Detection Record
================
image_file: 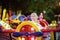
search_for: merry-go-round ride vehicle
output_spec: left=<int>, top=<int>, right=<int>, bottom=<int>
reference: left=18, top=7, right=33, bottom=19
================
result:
left=0, top=20, right=43, bottom=40
left=13, top=21, right=43, bottom=40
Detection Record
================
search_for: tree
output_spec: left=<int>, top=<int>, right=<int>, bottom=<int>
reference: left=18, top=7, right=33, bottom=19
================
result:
left=26, top=0, right=60, bottom=23
left=3, top=0, right=60, bottom=23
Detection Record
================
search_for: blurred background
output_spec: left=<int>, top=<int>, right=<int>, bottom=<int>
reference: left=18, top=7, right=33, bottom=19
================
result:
left=0, top=0, right=60, bottom=23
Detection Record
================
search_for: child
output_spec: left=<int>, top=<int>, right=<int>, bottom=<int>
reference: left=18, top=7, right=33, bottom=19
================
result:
left=30, top=12, right=44, bottom=29
left=39, top=13, right=50, bottom=40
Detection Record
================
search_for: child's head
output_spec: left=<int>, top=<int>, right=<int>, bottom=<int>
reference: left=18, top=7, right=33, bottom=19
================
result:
left=30, top=12, right=39, bottom=23
left=39, top=12, right=43, bottom=20
left=30, top=12, right=38, bottom=20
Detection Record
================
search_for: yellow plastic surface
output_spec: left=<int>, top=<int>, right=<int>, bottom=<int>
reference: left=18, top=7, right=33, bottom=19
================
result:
left=2, top=8, right=6, bottom=20
left=16, top=21, right=41, bottom=40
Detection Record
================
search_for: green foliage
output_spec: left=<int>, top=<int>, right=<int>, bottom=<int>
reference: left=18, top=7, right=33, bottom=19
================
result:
left=27, top=0, right=59, bottom=12
left=10, top=0, right=60, bottom=23
left=25, top=0, right=59, bottom=23
left=44, top=9, right=55, bottom=23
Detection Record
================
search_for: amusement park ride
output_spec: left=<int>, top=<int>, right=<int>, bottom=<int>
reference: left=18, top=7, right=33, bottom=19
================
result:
left=0, top=8, right=60, bottom=40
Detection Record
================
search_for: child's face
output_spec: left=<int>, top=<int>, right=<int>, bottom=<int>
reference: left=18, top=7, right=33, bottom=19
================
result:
left=30, top=13, right=38, bottom=21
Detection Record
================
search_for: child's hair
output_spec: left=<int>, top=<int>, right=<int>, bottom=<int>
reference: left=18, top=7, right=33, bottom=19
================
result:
left=30, top=12, right=38, bottom=18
